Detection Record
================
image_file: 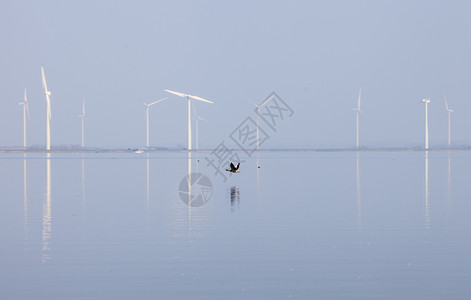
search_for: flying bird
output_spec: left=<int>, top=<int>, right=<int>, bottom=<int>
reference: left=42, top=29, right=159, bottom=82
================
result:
left=226, top=162, right=240, bottom=173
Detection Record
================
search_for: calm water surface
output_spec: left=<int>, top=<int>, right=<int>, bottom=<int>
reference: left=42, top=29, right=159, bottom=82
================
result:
left=1, top=151, right=470, bottom=299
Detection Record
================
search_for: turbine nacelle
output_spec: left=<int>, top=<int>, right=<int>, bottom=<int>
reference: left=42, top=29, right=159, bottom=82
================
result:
left=19, top=89, right=30, bottom=118
left=421, top=98, right=431, bottom=103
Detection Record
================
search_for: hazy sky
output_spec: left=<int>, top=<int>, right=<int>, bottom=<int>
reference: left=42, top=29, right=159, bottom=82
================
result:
left=1, top=0, right=470, bottom=148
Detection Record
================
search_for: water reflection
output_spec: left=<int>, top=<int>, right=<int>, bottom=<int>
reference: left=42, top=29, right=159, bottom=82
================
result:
left=42, top=154, right=52, bottom=262
left=447, top=152, right=451, bottom=210
left=23, top=154, right=28, bottom=241
left=146, top=153, right=150, bottom=215
left=256, top=158, right=260, bottom=206
left=231, top=186, right=240, bottom=213
left=355, top=153, right=362, bottom=230
left=424, top=151, right=430, bottom=229
left=81, top=158, right=86, bottom=224
left=188, top=151, right=192, bottom=230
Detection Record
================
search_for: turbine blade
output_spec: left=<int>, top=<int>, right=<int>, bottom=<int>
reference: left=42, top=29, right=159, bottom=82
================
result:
left=148, top=97, right=168, bottom=106
left=83, top=101, right=86, bottom=116
left=199, top=117, right=208, bottom=122
left=24, top=88, right=27, bottom=102
left=189, top=95, right=213, bottom=104
left=259, top=94, right=275, bottom=108
left=357, top=88, right=361, bottom=110
left=26, top=101, right=30, bottom=119
left=41, top=66, right=48, bottom=92
left=247, top=98, right=259, bottom=108
left=444, top=95, right=450, bottom=111
left=164, top=89, right=188, bottom=98
left=135, top=96, right=147, bottom=106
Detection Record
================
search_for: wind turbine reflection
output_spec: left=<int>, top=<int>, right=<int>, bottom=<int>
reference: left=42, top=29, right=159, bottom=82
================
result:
left=424, top=151, right=430, bottom=229
left=42, top=154, right=52, bottom=262
left=356, top=153, right=362, bottom=230
left=23, top=154, right=28, bottom=241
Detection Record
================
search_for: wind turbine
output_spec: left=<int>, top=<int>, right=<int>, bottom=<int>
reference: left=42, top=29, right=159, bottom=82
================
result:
left=164, top=89, right=213, bottom=151
left=249, top=95, right=274, bottom=150
left=444, top=95, right=453, bottom=146
left=353, top=88, right=361, bottom=149
left=192, top=102, right=207, bottom=151
left=78, top=100, right=86, bottom=148
left=138, top=97, right=168, bottom=148
left=41, top=67, right=52, bottom=151
left=420, top=98, right=431, bottom=149
left=19, top=88, right=29, bottom=148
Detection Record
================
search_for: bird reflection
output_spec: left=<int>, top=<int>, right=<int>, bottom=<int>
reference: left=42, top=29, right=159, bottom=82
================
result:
left=424, top=151, right=430, bottom=229
left=355, top=153, right=362, bottom=230
left=231, top=186, right=240, bottom=213
left=42, top=154, right=52, bottom=262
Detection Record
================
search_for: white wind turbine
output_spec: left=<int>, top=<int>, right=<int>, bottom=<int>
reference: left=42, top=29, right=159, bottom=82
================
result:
left=192, top=102, right=207, bottom=151
left=164, top=89, right=213, bottom=151
left=41, top=67, right=52, bottom=150
left=78, top=101, right=86, bottom=148
left=138, top=97, right=168, bottom=148
left=420, top=98, right=431, bottom=149
left=19, top=88, right=30, bottom=148
left=249, top=95, right=274, bottom=150
left=444, top=95, right=453, bottom=146
left=353, top=88, right=361, bottom=149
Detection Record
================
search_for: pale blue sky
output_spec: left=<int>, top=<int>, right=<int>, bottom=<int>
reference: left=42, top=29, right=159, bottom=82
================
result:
left=1, top=0, right=470, bottom=148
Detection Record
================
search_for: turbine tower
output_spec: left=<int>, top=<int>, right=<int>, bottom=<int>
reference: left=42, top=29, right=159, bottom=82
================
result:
left=421, top=98, right=431, bottom=149
left=164, top=89, right=213, bottom=151
left=353, top=88, right=361, bottom=149
left=444, top=95, right=453, bottom=146
left=138, top=97, right=168, bottom=148
left=19, top=88, right=29, bottom=148
left=41, top=67, right=52, bottom=151
left=78, top=101, right=86, bottom=148
left=192, top=102, right=207, bottom=151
